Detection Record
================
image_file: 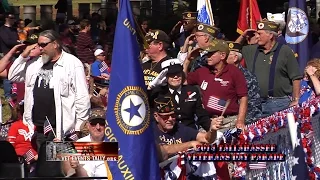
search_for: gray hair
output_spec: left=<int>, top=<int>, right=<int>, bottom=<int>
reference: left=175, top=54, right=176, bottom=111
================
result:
left=235, top=52, right=243, bottom=62
left=265, top=30, right=278, bottom=38
left=39, top=30, right=68, bottom=52
left=278, top=21, right=286, bottom=31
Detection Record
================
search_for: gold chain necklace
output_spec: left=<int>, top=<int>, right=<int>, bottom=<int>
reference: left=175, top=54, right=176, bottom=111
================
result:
left=150, top=61, right=160, bottom=71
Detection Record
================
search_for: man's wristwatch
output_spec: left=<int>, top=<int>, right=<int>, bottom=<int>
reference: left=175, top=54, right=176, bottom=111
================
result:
left=292, top=97, right=300, bottom=101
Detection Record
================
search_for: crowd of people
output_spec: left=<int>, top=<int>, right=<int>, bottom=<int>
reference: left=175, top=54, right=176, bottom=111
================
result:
left=0, top=4, right=319, bottom=179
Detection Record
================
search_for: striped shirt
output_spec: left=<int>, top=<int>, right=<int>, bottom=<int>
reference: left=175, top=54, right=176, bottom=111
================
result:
left=76, top=32, right=95, bottom=64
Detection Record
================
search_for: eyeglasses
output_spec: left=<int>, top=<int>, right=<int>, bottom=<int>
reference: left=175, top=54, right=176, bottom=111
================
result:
left=195, top=34, right=206, bottom=37
left=182, top=21, right=190, bottom=25
left=89, top=119, right=106, bottom=126
left=38, top=41, right=52, bottom=48
left=159, top=114, right=176, bottom=121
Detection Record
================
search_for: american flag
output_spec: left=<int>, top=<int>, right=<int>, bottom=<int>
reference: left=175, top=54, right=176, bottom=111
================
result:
left=99, top=61, right=109, bottom=73
left=248, top=162, right=267, bottom=170
left=64, top=129, right=79, bottom=141
left=291, top=127, right=309, bottom=180
left=43, top=119, right=53, bottom=135
left=207, top=96, right=226, bottom=111
left=24, top=149, right=35, bottom=163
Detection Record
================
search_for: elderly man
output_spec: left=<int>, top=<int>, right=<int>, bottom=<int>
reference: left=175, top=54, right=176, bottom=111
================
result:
left=8, top=30, right=90, bottom=148
left=150, top=58, right=212, bottom=131
left=153, top=96, right=221, bottom=151
left=184, top=39, right=248, bottom=131
left=242, top=20, right=302, bottom=116
left=142, top=29, right=171, bottom=87
left=226, top=42, right=262, bottom=123
left=182, top=23, right=220, bottom=72
left=62, top=108, right=108, bottom=178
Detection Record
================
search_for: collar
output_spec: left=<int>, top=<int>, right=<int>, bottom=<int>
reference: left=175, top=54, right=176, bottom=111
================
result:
left=258, top=42, right=279, bottom=53
left=54, top=51, right=66, bottom=67
left=208, top=63, right=229, bottom=77
left=89, top=134, right=105, bottom=142
left=169, top=86, right=181, bottom=94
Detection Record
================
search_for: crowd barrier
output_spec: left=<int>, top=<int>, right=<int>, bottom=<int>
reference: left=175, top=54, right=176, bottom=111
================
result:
left=2, top=97, right=320, bottom=179
left=160, top=97, right=320, bottom=179
left=243, top=97, right=320, bottom=180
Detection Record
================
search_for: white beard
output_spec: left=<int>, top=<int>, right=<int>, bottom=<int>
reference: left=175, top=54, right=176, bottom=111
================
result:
left=41, top=54, right=51, bottom=64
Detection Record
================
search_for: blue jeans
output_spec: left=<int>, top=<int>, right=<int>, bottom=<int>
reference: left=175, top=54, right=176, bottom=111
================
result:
left=3, top=79, right=12, bottom=99
left=261, top=96, right=291, bottom=117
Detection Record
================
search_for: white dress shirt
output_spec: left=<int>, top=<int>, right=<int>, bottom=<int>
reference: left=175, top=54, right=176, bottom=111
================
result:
left=169, top=87, right=181, bottom=103
left=8, top=51, right=90, bottom=138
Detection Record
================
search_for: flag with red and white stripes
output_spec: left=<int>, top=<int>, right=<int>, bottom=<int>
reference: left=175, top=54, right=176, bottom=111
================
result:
left=207, top=96, right=226, bottom=112
left=43, top=119, right=53, bottom=135
left=24, top=149, right=36, bottom=163
left=248, top=162, right=267, bottom=170
left=99, top=61, right=109, bottom=73
left=64, top=129, right=79, bottom=141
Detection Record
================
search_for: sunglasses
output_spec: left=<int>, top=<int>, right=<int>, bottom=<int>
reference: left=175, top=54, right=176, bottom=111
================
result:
left=38, top=41, right=52, bottom=48
left=89, top=119, right=106, bottom=126
left=159, top=114, right=176, bottom=121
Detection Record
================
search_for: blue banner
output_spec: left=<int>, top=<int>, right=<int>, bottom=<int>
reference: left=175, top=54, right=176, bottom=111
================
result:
left=285, top=0, right=310, bottom=73
left=104, top=0, right=160, bottom=179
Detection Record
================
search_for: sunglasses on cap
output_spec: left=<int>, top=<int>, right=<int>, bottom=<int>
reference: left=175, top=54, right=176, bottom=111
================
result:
left=89, top=118, right=106, bottom=126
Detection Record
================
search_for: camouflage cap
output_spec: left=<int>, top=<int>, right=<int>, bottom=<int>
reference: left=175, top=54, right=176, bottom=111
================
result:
left=182, top=12, right=198, bottom=20
left=24, top=33, right=39, bottom=44
left=154, top=96, right=175, bottom=114
left=88, top=108, right=106, bottom=121
left=226, top=41, right=242, bottom=53
left=202, top=39, right=230, bottom=54
left=196, top=23, right=220, bottom=38
left=145, top=30, right=171, bottom=44
left=256, top=20, right=279, bottom=32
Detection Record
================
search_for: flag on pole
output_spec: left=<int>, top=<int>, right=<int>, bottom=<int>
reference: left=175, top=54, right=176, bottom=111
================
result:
left=24, top=149, right=36, bottom=163
left=44, top=119, right=54, bottom=135
left=197, top=0, right=214, bottom=26
left=64, top=129, right=79, bottom=141
left=99, top=61, right=109, bottom=73
left=104, top=0, right=160, bottom=179
left=285, top=0, right=310, bottom=73
left=237, top=0, right=262, bottom=34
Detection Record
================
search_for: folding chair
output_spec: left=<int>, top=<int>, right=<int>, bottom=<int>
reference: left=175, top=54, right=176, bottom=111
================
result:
left=0, top=141, right=27, bottom=178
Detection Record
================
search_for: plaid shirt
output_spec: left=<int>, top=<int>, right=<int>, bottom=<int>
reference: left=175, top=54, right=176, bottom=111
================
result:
left=190, top=54, right=207, bottom=72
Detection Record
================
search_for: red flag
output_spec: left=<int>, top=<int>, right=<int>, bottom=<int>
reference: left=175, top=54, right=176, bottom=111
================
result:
left=237, top=0, right=262, bottom=34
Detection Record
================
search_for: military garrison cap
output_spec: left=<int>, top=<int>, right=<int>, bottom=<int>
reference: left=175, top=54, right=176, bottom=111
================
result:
left=203, top=39, right=230, bottom=54
left=24, top=33, right=39, bottom=44
left=196, top=23, right=220, bottom=38
left=154, top=96, right=175, bottom=114
left=226, top=41, right=242, bottom=53
left=182, top=12, right=198, bottom=20
left=256, top=20, right=279, bottom=32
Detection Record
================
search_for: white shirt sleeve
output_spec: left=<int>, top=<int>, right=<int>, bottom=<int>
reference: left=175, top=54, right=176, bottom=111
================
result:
left=8, top=55, right=32, bottom=82
left=177, top=51, right=188, bottom=64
